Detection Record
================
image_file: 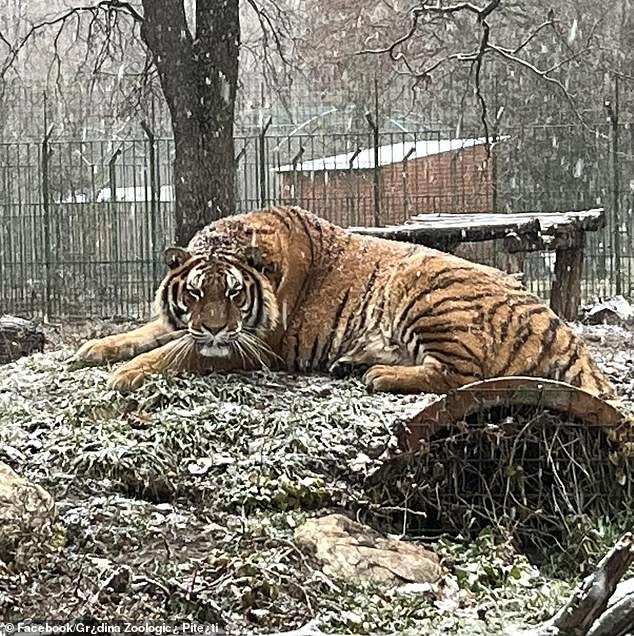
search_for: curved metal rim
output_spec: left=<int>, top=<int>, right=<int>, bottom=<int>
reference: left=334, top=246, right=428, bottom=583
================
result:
left=399, top=376, right=625, bottom=454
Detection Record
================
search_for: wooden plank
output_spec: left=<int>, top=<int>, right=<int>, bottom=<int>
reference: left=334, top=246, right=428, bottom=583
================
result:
left=407, top=208, right=605, bottom=232
left=348, top=209, right=605, bottom=256
left=348, top=217, right=541, bottom=250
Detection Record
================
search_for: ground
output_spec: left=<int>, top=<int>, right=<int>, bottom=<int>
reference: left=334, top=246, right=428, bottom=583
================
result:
left=0, top=320, right=633, bottom=634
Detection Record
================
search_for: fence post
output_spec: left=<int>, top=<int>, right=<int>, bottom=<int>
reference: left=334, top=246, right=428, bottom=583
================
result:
left=347, top=147, right=362, bottom=226
left=402, top=146, right=416, bottom=219
left=290, top=145, right=305, bottom=205
left=107, top=147, right=122, bottom=314
left=258, top=116, right=272, bottom=208
left=605, top=78, right=622, bottom=296
left=491, top=104, right=505, bottom=215
left=141, top=120, right=158, bottom=286
left=365, top=112, right=381, bottom=226
left=234, top=143, right=247, bottom=212
left=41, top=97, right=54, bottom=321
left=108, top=147, right=122, bottom=203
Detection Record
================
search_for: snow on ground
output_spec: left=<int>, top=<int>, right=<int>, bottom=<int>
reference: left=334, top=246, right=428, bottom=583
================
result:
left=0, top=321, right=632, bottom=633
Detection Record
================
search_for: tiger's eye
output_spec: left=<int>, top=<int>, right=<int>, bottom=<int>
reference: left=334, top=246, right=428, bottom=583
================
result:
left=186, top=286, right=201, bottom=302
left=229, top=288, right=245, bottom=304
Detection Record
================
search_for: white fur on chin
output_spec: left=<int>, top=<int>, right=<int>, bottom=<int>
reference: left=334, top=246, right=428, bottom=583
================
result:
left=199, top=343, right=232, bottom=358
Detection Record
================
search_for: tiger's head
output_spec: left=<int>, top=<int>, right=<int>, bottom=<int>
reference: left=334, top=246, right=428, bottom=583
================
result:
left=156, top=244, right=280, bottom=361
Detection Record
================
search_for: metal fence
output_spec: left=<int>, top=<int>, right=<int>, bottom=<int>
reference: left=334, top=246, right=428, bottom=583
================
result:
left=1, top=121, right=633, bottom=320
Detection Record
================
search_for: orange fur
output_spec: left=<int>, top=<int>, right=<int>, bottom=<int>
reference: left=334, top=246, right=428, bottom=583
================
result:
left=74, top=206, right=616, bottom=398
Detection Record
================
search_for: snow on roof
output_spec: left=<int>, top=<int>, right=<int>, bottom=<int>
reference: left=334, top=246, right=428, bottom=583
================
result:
left=96, top=185, right=175, bottom=202
left=275, top=137, right=496, bottom=173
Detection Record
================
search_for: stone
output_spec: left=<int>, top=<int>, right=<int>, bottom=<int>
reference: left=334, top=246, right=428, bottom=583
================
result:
left=294, top=513, right=443, bottom=584
left=0, top=461, right=58, bottom=560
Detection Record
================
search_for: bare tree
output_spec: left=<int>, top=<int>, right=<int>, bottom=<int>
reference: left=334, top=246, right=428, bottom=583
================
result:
left=141, top=1, right=240, bottom=244
left=294, top=0, right=634, bottom=134
left=0, top=0, right=241, bottom=244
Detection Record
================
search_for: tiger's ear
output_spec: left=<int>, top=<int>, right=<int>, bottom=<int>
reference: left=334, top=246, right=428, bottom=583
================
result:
left=164, top=247, right=190, bottom=269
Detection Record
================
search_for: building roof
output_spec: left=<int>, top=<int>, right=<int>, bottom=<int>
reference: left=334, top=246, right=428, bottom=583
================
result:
left=275, top=136, right=494, bottom=173
left=96, top=185, right=175, bottom=202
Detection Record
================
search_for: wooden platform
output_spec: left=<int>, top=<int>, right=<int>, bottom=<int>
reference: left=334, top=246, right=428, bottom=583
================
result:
left=349, top=208, right=605, bottom=320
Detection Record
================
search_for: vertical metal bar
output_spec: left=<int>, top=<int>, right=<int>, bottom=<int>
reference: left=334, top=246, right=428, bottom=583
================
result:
left=108, top=146, right=122, bottom=316
left=141, top=121, right=158, bottom=288
left=41, top=95, right=53, bottom=321
left=365, top=112, right=381, bottom=226
left=402, top=146, right=415, bottom=220
left=290, top=145, right=304, bottom=206
left=258, top=116, right=272, bottom=208
left=605, top=79, right=622, bottom=296
left=348, top=147, right=362, bottom=226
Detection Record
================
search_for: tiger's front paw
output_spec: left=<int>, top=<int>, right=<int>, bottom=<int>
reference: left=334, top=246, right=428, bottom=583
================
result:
left=363, top=365, right=405, bottom=394
left=71, top=337, right=131, bottom=367
left=109, top=361, right=150, bottom=392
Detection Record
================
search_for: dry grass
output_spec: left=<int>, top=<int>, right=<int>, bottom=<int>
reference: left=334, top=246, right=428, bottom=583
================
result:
left=0, top=322, right=633, bottom=633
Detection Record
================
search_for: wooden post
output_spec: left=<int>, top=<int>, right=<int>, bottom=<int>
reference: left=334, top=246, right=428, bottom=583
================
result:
left=550, top=229, right=584, bottom=320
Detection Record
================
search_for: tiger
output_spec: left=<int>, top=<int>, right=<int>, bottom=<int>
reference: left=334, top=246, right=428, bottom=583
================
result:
left=73, top=205, right=617, bottom=399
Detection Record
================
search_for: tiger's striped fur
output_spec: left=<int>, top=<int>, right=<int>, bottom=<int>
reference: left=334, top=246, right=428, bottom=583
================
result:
left=74, top=206, right=616, bottom=398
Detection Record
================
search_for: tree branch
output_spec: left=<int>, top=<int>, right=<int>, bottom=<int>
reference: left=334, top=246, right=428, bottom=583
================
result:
left=357, top=0, right=593, bottom=142
left=0, top=1, right=142, bottom=79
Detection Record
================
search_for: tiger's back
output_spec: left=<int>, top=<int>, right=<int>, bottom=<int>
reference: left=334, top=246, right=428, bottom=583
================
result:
left=248, top=207, right=615, bottom=399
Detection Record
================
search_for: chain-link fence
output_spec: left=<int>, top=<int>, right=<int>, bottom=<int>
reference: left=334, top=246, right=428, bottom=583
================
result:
left=0, top=118, right=632, bottom=319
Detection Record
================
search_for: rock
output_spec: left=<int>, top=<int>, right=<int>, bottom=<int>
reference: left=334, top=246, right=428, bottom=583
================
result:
left=0, top=315, right=46, bottom=364
left=294, top=513, right=443, bottom=584
left=583, top=296, right=634, bottom=327
left=0, top=461, right=59, bottom=561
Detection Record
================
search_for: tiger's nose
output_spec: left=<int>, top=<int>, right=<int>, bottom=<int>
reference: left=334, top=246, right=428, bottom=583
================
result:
left=201, top=323, right=224, bottom=336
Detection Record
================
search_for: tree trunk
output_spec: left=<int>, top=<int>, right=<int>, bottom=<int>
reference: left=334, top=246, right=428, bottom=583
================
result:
left=140, top=0, right=240, bottom=245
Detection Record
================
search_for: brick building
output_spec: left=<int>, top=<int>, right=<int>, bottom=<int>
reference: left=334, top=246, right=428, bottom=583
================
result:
left=275, top=137, right=495, bottom=227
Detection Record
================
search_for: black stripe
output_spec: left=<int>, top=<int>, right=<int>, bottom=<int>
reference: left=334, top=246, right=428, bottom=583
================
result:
left=251, top=277, right=264, bottom=327
left=570, top=368, right=583, bottom=388
left=499, top=298, right=540, bottom=342
left=345, top=261, right=382, bottom=343
left=295, top=209, right=315, bottom=265
left=292, top=335, right=301, bottom=370
left=395, top=271, right=481, bottom=334
left=267, top=207, right=293, bottom=231
left=406, top=245, right=419, bottom=257
left=557, top=343, right=581, bottom=381
left=320, top=289, right=351, bottom=368
left=419, top=335, right=482, bottom=364
left=485, top=296, right=515, bottom=338
left=498, top=306, right=551, bottom=374
left=590, top=367, right=610, bottom=393
left=420, top=348, right=472, bottom=369
left=413, top=339, right=423, bottom=361
left=308, top=337, right=320, bottom=370
left=292, top=210, right=317, bottom=310
left=413, top=323, right=481, bottom=336
left=401, top=293, right=488, bottom=339
left=406, top=323, right=484, bottom=350
left=337, top=263, right=381, bottom=358
left=161, top=278, right=186, bottom=329
left=522, top=317, right=561, bottom=376
left=314, top=218, right=325, bottom=260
